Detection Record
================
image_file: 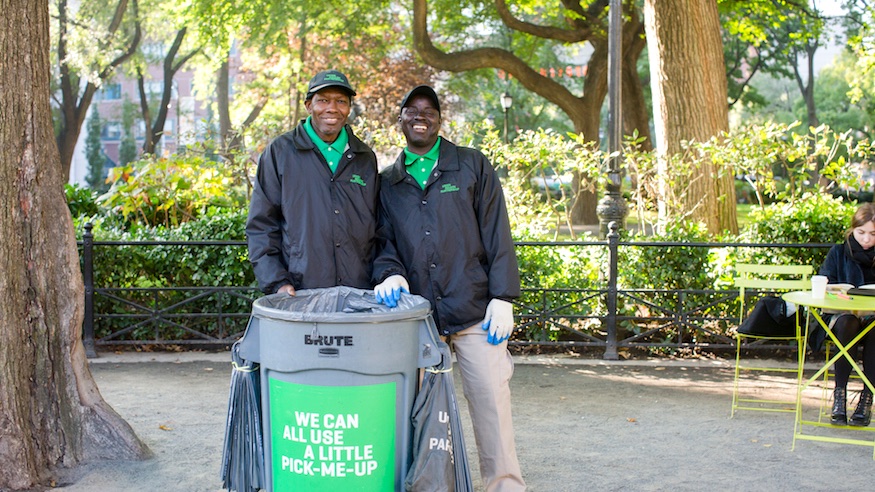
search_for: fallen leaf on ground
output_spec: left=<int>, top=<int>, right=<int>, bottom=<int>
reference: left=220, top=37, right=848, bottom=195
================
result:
left=159, top=424, right=173, bottom=431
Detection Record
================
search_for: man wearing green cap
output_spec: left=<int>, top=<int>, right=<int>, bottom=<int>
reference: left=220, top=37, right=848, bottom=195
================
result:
left=246, top=70, right=379, bottom=295
left=373, top=85, right=526, bottom=491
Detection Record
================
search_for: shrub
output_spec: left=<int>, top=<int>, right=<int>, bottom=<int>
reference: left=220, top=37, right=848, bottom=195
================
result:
left=78, top=208, right=254, bottom=342
left=513, top=228, right=601, bottom=341
left=65, top=183, right=99, bottom=218
left=79, top=207, right=250, bottom=287
left=737, top=193, right=852, bottom=268
left=97, top=153, right=249, bottom=228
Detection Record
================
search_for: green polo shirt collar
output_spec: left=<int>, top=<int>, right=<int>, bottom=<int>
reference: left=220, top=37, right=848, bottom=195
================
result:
left=304, top=116, right=348, bottom=173
left=404, top=138, right=441, bottom=190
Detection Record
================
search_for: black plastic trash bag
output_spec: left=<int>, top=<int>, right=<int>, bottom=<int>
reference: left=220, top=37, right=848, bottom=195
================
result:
left=737, top=296, right=797, bottom=337
left=406, top=342, right=473, bottom=492
left=220, top=338, right=265, bottom=492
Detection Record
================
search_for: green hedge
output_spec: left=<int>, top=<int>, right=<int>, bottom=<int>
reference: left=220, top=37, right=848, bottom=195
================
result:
left=69, top=195, right=860, bottom=346
left=74, top=208, right=254, bottom=342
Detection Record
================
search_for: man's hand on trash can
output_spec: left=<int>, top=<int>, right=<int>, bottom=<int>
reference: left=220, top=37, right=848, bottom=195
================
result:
left=482, top=298, right=513, bottom=345
left=278, top=284, right=296, bottom=296
left=374, top=275, right=409, bottom=308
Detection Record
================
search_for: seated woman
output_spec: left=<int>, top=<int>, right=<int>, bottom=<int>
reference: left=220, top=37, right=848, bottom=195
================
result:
left=820, top=203, right=875, bottom=426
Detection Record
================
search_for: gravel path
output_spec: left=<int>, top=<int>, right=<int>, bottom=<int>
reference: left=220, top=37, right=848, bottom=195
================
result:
left=52, top=353, right=874, bottom=491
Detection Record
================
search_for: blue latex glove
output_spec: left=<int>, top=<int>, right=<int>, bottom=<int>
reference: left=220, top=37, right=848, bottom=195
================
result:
left=374, top=275, right=410, bottom=308
left=482, top=298, right=514, bottom=345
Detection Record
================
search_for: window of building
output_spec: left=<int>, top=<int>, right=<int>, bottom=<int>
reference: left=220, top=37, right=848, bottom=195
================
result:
left=142, top=43, right=165, bottom=58
left=97, top=83, right=121, bottom=101
left=144, top=81, right=163, bottom=97
left=143, top=80, right=179, bottom=99
left=102, top=122, right=122, bottom=140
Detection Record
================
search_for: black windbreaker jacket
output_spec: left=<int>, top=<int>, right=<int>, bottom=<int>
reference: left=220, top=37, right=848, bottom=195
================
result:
left=373, top=138, right=520, bottom=335
left=246, top=123, right=379, bottom=294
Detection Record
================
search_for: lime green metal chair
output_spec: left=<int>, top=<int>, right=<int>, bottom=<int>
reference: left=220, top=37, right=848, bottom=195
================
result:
left=731, top=263, right=814, bottom=417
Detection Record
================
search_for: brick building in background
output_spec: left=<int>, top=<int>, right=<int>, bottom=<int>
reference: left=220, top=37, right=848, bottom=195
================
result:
left=68, top=49, right=244, bottom=186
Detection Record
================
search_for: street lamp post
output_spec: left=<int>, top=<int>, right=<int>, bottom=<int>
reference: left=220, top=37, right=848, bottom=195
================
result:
left=596, top=0, right=628, bottom=239
left=500, top=91, right=513, bottom=143
left=596, top=0, right=627, bottom=362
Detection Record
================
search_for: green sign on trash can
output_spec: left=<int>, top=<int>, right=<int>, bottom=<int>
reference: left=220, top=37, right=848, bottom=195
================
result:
left=268, top=379, right=396, bottom=490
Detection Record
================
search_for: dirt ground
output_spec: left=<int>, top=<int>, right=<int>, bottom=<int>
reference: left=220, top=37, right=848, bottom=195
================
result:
left=50, top=352, right=875, bottom=492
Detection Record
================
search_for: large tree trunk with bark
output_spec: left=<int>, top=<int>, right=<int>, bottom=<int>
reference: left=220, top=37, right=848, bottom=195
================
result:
left=643, top=0, right=737, bottom=234
left=0, top=1, right=150, bottom=489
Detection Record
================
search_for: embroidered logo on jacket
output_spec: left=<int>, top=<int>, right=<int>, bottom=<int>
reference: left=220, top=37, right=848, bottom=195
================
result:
left=440, top=183, right=460, bottom=193
left=351, top=174, right=367, bottom=187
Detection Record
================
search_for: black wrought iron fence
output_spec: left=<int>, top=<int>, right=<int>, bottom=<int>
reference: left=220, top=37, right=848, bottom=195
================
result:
left=79, top=223, right=835, bottom=359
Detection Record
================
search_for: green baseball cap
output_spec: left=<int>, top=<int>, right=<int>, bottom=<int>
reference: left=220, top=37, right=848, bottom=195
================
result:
left=306, top=70, right=356, bottom=99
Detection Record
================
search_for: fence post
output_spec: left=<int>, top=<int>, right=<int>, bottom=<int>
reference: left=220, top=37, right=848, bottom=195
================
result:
left=604, top=221, right=620, bottom=360
left=82, top=222, right=97, bottom=358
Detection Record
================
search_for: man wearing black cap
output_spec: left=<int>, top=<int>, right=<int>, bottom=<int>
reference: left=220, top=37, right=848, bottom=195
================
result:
left=246, top=70, right=379, bottom=295
left=373, top=85, right=526, bottom=491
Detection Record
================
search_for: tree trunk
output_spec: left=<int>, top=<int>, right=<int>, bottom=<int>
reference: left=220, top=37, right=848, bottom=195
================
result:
left=568, top=40, right=609, bottom=225
left=0, top=1, right=150, bottom=489
left=643, top=0, right=737, bottom=234
left=136, top=68, right=154, bottom=154
left=621, top=11, right=652, bottom=151
left=792, top=43, right=820, bottom=130
left=218, top=57, right=232, bottom=148
left=217, top=52, right=268, bottom=162
left=140, top=28, right=198, bottom=156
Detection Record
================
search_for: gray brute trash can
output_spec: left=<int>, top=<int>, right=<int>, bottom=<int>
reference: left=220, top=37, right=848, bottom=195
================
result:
left=238, top=286, right=442, bottom=492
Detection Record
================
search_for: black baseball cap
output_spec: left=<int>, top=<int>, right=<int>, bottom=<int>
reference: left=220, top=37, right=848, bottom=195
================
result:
left=400, top=85, right=441, bottom=113
left=306, top=70, right=356, bottom=99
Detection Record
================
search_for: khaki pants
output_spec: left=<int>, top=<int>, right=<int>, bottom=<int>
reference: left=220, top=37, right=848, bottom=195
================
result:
left=446, top=324, right=526, bottom=492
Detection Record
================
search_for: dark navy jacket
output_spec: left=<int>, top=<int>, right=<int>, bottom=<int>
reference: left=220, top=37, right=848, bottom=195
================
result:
left=246, top=122, right=379, bottom=294
left=819, top=242, right=868, bottom=287
left=373, top=138, right=520, bottom=336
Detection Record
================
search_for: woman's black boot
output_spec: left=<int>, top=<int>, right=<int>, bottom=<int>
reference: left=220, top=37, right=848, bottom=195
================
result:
left=849, top=389, right=873, bottom=427
left=831, top=387, right=847, bottom=425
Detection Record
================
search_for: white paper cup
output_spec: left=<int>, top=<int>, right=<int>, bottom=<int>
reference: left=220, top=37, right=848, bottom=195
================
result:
left=811, top=275, right=828, bottom=299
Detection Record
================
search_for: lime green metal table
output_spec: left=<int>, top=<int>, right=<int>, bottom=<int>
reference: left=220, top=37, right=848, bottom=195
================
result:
left=782, top=291, right=875, bottom=458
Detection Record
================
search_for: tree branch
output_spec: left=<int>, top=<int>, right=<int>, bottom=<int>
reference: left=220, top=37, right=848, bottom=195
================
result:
left=728, top=52, right=764, bottom=107
left=106, top=0, right=130, bottom=36
left=96, top=0, right=141, bottom=81
left=493, top=0, right=600, bottom=43
left=413, top=0, right=584, bottom=118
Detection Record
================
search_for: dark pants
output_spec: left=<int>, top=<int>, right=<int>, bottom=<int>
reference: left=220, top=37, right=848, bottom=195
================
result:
left=831, top=314, right=875, bottom=392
